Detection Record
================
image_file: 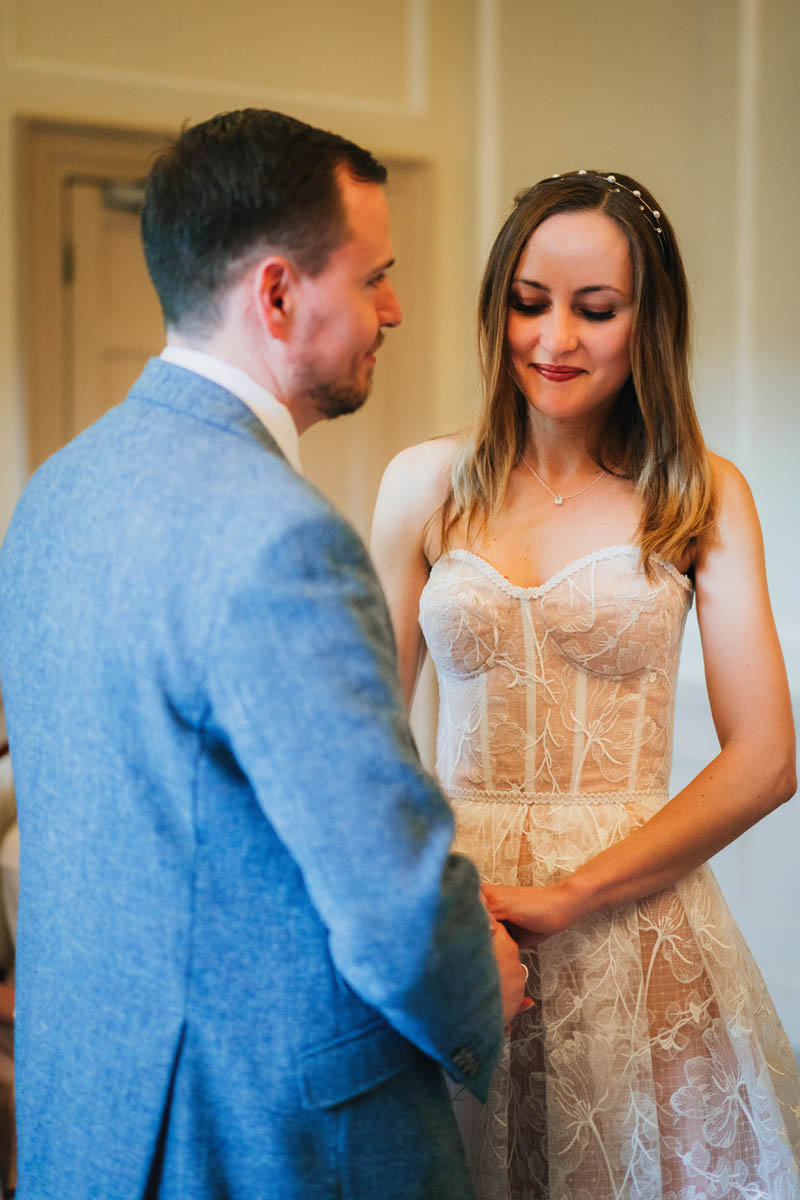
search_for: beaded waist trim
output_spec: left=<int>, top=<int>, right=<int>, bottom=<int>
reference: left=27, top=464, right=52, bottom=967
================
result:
left=445, top=786, right=669, bottom=807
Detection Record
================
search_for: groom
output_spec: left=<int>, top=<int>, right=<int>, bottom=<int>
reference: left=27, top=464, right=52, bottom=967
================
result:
left=0, top=110, right=526, bottom=1198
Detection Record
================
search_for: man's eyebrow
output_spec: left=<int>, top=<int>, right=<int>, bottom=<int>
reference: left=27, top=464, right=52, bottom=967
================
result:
left=512, top=277, right=626, bottom=297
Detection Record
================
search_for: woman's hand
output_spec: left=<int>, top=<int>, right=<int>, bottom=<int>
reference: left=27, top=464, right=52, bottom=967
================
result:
left=482, top=880, right=581, bottom=948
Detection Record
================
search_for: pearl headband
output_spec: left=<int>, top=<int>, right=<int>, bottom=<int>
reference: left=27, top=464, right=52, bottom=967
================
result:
left=544, top=170, right=667, bottom=261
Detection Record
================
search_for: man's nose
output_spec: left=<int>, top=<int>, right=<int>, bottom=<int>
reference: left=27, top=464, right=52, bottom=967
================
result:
left=379, top=282, right=402, bottom=328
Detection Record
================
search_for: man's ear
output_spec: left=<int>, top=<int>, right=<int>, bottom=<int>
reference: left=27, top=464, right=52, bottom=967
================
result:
left=252, top=256, right=295, bottom=339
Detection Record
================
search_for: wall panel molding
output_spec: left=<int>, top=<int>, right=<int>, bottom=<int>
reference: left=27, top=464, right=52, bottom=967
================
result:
left=734, top=0, right=759, bottom=472
left=4, top=0, right=429, bottom=117
left=475, top=0, right=500, bottom=271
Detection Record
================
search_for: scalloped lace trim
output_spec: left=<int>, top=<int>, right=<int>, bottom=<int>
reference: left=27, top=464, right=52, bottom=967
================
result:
left=439, top=545, right=693, bottom=598
left=446, top=785, right=669, bottom=807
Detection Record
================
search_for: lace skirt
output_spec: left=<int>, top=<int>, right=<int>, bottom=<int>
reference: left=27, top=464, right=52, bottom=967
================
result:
left=449, top=788, right=800, bottom=1200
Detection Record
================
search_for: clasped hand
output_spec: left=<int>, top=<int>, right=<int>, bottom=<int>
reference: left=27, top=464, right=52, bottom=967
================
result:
left=483, top=878, right=583, bottom=1027
left=482, top=879, right=579, bottom=950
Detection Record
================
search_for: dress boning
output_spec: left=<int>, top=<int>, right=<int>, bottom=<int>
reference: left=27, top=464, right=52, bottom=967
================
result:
left=419, top=545, right=800, bottom=1200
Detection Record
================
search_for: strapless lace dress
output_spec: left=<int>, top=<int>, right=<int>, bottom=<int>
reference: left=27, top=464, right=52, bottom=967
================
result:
left=419, top=546, right=800, bottom=1200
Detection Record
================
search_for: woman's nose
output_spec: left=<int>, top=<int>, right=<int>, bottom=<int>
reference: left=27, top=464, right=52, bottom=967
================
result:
left=539, top=307, right=578, bottom=355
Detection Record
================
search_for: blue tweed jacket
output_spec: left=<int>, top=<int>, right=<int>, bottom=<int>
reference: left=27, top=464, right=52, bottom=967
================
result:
left=0, top=360, right=504, bottom=1199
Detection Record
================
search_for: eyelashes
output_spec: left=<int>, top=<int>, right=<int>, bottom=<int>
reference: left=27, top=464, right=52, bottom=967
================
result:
left=507, top=299, right=545, bottom=315
left=508, top=297, right=618, bottom=322
left=580, top=310, right=617, bottom=323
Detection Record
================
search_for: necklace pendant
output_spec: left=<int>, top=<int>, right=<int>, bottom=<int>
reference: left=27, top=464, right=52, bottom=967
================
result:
left=520, top=455, right=605, bottom=507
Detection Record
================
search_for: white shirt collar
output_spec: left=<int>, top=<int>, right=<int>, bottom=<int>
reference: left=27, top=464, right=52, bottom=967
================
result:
left=159, top=346, right=302, bottom=475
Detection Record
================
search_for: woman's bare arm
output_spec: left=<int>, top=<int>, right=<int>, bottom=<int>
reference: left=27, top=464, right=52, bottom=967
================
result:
left=370, top=438, right=456, bottom=709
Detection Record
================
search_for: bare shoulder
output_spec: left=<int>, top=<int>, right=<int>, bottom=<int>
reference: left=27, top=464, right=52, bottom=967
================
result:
left=707, top=451, right=761, bottom=536
left=709, top=451, right=752, bottom=498
left=697, top=452, right=764, bottom=571
left=375, top=435, right=460, bottom=530
left=381, top=435, right=459, bottom=498
left=372, top=434, right=463, bottom=572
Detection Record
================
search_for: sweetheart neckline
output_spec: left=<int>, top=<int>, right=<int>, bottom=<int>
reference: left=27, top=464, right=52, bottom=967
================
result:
left=428, top=544, right=693, bottom=599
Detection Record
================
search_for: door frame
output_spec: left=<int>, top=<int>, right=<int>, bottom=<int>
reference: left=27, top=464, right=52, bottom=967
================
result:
left=17, top=118, right=170, bottom=472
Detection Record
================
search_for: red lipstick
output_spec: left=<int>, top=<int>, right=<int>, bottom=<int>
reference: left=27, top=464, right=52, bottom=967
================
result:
left=533, top=365, right=585, bottom=382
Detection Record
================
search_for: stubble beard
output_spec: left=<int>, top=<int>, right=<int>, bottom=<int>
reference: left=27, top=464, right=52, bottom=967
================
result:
left=293, top=322, right=383, bottom=422
left=302, top=337, right=383, bottom=422
left=308, top=375, right=372, bottom=422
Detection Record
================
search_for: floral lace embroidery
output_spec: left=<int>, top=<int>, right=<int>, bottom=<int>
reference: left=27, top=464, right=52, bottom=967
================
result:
left=423, top=548, right=800, bottom=1199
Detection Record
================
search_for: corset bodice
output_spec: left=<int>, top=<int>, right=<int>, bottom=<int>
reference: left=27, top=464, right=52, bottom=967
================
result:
left=421, top=546, right=800, bottom=1200
left=419, top=545, right=692, bottom=801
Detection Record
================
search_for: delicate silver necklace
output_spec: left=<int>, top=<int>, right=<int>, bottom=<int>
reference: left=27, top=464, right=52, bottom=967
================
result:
left=521, top=456, right=605, bottom=506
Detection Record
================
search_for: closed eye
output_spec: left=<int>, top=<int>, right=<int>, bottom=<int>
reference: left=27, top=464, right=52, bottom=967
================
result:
left=508, top=297, right=618, bottom=322
left=508, top=298, right=546, bottom=315
left=580, top=309, right=617, bottom=322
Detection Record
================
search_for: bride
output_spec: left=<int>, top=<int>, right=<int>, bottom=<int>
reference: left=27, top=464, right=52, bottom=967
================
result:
left=371, top=169, right=800, bottom=1199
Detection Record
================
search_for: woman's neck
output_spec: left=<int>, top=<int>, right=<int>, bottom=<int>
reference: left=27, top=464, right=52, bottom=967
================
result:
left=523, top=399, right=623, bottom=479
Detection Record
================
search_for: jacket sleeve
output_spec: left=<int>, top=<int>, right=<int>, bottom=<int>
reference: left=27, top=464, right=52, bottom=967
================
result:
left=205, top=505, right=504, bottom=1099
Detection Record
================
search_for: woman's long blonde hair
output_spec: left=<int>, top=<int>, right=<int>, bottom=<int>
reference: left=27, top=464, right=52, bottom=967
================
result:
left=440, top=171, right=714, bottom=575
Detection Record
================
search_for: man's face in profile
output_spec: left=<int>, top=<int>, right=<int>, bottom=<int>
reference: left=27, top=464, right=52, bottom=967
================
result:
left=289, top=170, right=402, bottom=421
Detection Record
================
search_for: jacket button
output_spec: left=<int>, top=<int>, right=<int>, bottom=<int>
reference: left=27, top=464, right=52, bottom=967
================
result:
left=452, top=1046, right=478, bottom=1077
